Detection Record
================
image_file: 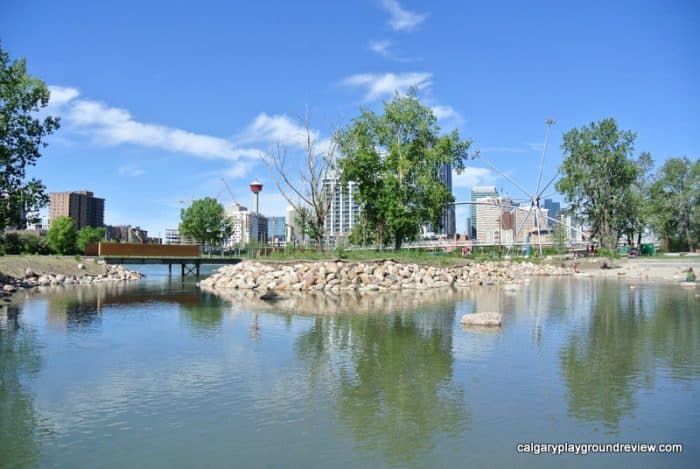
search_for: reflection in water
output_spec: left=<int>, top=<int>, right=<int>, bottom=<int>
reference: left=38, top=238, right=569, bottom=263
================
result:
left=178, top=291, right=226, bottom=331
left=0, top=307, right=46, bottom=467
left=560, top=280, right=700, bottom=431
left=293, top=298, right=469, bottom=463
left=1, top=277, right=698, bottom=467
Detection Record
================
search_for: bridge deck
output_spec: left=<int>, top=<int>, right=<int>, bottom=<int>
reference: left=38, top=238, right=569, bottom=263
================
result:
left=101, top=257, right=241, bottom=265
left=100, top=257, right=241, bottom=278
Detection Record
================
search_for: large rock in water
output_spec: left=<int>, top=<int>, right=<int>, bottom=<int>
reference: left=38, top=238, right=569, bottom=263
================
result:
left=460, top=312, right=502, bottom=326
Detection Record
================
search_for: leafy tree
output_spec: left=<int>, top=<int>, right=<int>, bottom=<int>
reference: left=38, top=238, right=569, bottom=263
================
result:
left=76, top=226, right=106, bottom=253
left=338, top=89, right=472, bottom=250
left=20, top=234, right=52, bottom=255
left=1, top=43, right=60, bottom=231
left=179, top=197, right=232, bottom=249
left=623, top=152, right=654, bottom=246
left=556, top=118, right=639, bottom=250
left=648, top=157, right=699, bottom=251
left=1, top=232, right=22, bottom=254
left=46, top=216, right=77, bottom=254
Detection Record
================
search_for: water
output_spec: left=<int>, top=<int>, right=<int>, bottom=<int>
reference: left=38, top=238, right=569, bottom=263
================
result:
left=1, top=266, right=699, bottom=468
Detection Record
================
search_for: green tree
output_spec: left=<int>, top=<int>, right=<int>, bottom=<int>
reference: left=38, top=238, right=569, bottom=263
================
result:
left=1, top=43, right=60, bottom=231
left=551, top=222, right=568, bottom=255
left=179, top=197, right=232, bottom=249
left=556, top=118, right=639, bottom=250
left=46, top=216, right=77, bottom=254
left=648, top=157, right=699, bottom=251
left=338, top=89, right=472, bottom=250
left=76, top=226, right=106, bottom=253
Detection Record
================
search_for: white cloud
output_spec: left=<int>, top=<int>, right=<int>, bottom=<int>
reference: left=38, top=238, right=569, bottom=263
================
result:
left=431, top=105, right=462, bottom=123
left=64, top=99, right=257, bottom=160
left=380, top=0, right=428, bottom=31
left=48, top=85, right=80, bottom=108
left=45, top=86, right=332, bottom=163
left=368, top=39, right=421, bottom=62
left=341, top=72, right=432, bottom=101
left=452, top=167, right=497, bottom=188
left=234, top=113, right=317, bottom=149
left=369, top=40, right=392, bottom=57
left=224, top=161, right=257, bottom=179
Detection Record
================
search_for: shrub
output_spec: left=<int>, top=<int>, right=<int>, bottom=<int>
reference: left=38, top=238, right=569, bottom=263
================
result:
left=1, top=233, right=23, bottom=254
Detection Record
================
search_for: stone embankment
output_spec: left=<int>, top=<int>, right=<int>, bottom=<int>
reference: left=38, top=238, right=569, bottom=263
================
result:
left=1, top=264, right=144, bottom=300
left=200, top=260, right=568, bottom=292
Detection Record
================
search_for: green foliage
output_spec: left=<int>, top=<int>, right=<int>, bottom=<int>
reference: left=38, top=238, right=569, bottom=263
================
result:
left=20, top=234, right=51, bottom=255
left=0, top=43, right=60, bottom=231
left=556, top=118, right=639, bottom=250
left=551, top=223, right=568, bottom=255
left=648, top=157, right=699, bottom=251
left=1, top=233, right=22, bottom=254
left=338, top=89, right=472, bottom=250
left=46, top=216, right=77, bottom=254
left=76, top=226, right=105, bottom=253
left=179, top=197, right=232, bottom=247
left=294, top=206, right=321, bottom=249
left=334, top=243, right=348, bottom=259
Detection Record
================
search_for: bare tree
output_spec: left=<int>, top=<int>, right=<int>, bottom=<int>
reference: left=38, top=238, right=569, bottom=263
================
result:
left=262, top=112, right=338, bottom=251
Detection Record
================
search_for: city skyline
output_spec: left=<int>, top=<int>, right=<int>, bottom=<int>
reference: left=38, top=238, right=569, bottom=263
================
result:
left=2, top=0, right=697, bottom=237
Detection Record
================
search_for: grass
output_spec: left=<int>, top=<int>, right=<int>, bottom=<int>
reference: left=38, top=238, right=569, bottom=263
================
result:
left=0, top=255, right=106, bottom=278
left=253, top=248, right=541, bottom=267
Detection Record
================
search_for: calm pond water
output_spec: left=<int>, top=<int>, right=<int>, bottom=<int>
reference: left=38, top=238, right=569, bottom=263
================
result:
left=1, top=266, right=699, bottom=468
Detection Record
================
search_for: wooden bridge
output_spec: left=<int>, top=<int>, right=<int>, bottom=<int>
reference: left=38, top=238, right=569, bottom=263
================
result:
left=88, top=242, right=241, bottom=278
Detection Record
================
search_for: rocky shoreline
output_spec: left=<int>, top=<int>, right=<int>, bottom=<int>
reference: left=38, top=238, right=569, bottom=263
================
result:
left=1, top=264, right=144, bottom=301
left=200, top=259, right=569, bottom=292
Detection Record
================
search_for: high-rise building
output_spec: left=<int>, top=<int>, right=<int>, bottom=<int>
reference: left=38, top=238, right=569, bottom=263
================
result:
left=423, top=163, right=456, bottom=238
left=323, top=174, right=360, bottom=245
left=513, top=203, right=549, bottom=242
left=469, top=186, right=498, bottom=239
left=226, top=203, right=268, bottom=245
left=286, top=206, right=298, bottom=244
left=542, top=199, right=560, bottom=226
left=49, top=191, right=104, bottom=229
left=475, top=196, right=513, bottom=244
left=267, top=216, right=286, bottom=245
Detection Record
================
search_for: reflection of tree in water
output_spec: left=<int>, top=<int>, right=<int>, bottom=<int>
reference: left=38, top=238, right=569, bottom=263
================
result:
left=0, top=306, right=47, bottom=467
left=179, top=291, right=226, bottom=331
left=295, top=303, right=469, bottom=464
left=560, top=281, right=699, bottom=431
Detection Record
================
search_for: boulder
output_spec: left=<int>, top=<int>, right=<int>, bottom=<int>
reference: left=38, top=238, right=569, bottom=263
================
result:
left=460, top=312, right=502, bottom=327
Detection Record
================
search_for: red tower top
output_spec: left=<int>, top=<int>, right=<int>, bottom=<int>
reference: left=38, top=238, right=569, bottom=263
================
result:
left=249, top=180, right=263, bottom=194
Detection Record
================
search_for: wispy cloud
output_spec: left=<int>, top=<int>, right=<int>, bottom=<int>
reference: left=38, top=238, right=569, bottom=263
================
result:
left=341, top=72, right=432, bottom=101
left=368, top=40, right=421, bottom=62
left=47, top=86, right=325, bottom=163
left=431, top=105, right=463, bottom=124
left=380, top=0, right=428, bottom=32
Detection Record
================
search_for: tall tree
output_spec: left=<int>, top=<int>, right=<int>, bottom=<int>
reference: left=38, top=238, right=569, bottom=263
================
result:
left=0, top=43, right=60, bottom=231
left=556, top=118, right=639, bottom=250
left=338, top=89, right=472, bottom=250
left=179, top=197, right=232, bottom=249
left=46, top=216, right=77, bottom=254
left=263, top=111, right=339, bottom=251
left=648, top=157, right=699, bottom=251
left=619, top=152, right=654, bottom=246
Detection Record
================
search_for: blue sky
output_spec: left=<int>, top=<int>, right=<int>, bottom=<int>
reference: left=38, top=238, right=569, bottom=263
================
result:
left=2, top=0, right=698, bottom=237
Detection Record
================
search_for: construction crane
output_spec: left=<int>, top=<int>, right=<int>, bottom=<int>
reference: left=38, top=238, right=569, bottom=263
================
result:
left=220, top=177, right=240, bottom=206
